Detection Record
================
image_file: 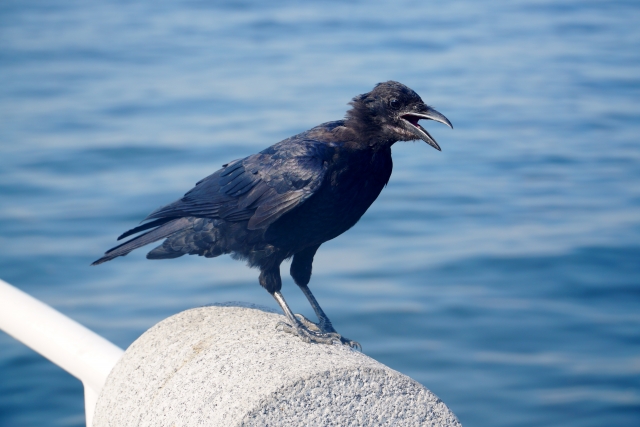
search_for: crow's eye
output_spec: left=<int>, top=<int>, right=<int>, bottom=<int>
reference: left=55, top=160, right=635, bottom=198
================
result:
left=389, top=98, right=400, bottom=110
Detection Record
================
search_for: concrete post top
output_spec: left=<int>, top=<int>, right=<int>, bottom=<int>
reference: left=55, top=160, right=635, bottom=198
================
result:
left=93, top=304, right=461, bottom=427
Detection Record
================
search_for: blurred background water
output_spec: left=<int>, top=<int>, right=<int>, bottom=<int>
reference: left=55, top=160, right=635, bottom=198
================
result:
left=1, top=0, right=639, bottom=426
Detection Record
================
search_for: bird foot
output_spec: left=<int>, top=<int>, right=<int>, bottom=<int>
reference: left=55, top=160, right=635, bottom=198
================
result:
left=339, top=337, right=362, bottom=351
left=294, top=313, right=322, bottom=332
left=276, top=314, right=362, bottom=351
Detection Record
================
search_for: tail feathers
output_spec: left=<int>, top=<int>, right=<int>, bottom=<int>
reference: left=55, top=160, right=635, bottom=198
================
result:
left=92, top=217, right=191, bottom=265
left=117, top=217, right=177, bottom=241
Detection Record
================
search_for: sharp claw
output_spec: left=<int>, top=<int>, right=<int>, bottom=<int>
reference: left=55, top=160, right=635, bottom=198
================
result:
left=337, top=336, right=362, bottom=351
left=348, top=340, right=363, bottom=352
left=275, top=314, right=361, bottom=350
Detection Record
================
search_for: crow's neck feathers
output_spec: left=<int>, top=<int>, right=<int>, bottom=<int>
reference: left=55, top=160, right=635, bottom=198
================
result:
left=344, top=97, right=394, bottom=149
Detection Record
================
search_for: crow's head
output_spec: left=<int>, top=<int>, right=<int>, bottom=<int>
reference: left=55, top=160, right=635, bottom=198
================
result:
left=347, top=81, right=452, bottom=150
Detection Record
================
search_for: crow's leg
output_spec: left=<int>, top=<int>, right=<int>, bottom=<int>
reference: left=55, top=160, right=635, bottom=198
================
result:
left=260, top=263, right=343, bottom=346
left=271, top=291, right=344, bottom=346
left=290, top=247, right=361, bottom=350
left=297, top=284, right=336, bottom=333
left=297, top=286, right=361, bottom=350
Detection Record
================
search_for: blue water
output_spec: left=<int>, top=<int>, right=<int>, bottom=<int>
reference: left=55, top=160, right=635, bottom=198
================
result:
left=1, top=0, right=639, bottom=425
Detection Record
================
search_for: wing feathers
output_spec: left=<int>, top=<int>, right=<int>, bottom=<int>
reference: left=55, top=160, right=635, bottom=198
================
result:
left=248, top=192, right=303, bottom=229
left=140, top=140, right=332, bottom=230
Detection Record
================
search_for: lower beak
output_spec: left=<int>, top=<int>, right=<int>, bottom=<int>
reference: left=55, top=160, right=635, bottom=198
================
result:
left=400, top=106, right=453, bottom=151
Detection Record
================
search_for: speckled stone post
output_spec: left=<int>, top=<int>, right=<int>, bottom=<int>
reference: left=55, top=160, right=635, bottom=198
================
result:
left=93, top=304, right=461, bottom=427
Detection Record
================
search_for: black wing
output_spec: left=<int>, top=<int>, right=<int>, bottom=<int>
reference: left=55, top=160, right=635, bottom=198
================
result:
left=141, top=139, right=334, bottom=231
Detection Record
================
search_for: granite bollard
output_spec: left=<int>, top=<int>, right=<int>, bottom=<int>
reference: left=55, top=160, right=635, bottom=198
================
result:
left=93, top=304, right=461, bottom=426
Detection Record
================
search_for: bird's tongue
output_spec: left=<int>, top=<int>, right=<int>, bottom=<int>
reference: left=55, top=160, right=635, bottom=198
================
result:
left=405, top=115, right=420, bottom=127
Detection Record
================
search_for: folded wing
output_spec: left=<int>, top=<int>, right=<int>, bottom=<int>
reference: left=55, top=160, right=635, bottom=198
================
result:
left=142, top=138, right=334, bottom=230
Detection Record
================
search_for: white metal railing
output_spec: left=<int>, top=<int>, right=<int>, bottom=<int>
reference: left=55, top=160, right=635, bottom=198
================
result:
left=0, top=279, right=124, bottom=427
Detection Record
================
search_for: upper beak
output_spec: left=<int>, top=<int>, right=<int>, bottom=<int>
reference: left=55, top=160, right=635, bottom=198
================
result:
left=400, top=106, right=453, bottom=151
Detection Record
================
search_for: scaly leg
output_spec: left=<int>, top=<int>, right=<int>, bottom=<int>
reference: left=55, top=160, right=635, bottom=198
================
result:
left=297, top=285, right=361, bottom=351
left=288, top=246, right=361, bottom=350
left=271, top=291, right=343, bottom=346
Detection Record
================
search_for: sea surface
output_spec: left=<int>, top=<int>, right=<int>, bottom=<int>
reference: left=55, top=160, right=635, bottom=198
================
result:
left=1, top=1, right=639, bottom=426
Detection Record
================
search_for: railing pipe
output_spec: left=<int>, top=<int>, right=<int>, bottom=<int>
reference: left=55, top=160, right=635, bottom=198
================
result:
left=0, top=279, right=124, bottom=427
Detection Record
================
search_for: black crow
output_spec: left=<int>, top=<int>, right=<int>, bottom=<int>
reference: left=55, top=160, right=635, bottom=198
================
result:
left=93, top=81, right=452, bottom=349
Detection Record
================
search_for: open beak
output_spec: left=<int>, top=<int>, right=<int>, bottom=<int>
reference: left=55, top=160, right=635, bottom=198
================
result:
left=400, top=106, right=453, bottom=151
